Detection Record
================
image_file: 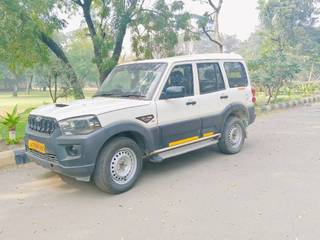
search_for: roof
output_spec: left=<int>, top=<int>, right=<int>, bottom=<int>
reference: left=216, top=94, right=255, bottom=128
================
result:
left=121, top=53, right=244, bottom=65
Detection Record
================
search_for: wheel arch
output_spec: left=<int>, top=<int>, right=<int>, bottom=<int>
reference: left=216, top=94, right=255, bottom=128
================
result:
left=221, top=103, right=250, bottom=130
left=105, top=131, right=147, bottom=154
left=95, top=121, right=157, bottom=159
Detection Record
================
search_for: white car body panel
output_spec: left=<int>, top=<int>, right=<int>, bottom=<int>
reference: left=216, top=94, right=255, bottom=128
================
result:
left=30, top=98, right=150, bottom=122
left=98, top=102, right=157, bottom=128
left=220, top=60, right=254, bottom=107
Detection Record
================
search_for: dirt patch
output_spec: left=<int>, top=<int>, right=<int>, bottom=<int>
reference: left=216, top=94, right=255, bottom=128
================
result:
left=0, top=140, right=24, bottom=152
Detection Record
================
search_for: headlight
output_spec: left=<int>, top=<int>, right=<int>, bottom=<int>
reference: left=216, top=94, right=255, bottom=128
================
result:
left=59, top=115, right=101, bottom=135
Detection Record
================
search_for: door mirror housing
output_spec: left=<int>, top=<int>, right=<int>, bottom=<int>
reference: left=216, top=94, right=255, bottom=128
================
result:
left=164, top=86, right=186, bottom=99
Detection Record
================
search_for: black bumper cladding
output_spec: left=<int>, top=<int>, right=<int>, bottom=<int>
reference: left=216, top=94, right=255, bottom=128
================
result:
left=26, top=150, right=94, bottom=181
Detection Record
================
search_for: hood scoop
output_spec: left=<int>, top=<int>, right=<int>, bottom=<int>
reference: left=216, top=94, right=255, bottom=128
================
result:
left=55, top=103, right=69, bottom=108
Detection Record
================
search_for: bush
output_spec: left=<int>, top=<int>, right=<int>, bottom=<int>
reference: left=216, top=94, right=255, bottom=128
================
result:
left=0, top=105, right=33, bottom=145
left=295, top=83, right=319, bottom=96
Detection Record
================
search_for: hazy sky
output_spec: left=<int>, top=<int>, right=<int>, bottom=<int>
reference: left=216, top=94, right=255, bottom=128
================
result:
left=183, top=0, right=260, bottom=40
left=65, top=0, right=260, bottom=41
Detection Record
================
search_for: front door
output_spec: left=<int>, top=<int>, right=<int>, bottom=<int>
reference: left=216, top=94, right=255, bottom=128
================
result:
left=155, top=64, right=201, bottom=148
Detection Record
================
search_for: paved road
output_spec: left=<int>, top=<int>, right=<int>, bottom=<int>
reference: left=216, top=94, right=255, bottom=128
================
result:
left=1, top=103, right=320, bottom=240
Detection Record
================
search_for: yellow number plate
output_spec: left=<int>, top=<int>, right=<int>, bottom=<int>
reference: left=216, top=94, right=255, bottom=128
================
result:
left=28, top=140, right=46, bottom=154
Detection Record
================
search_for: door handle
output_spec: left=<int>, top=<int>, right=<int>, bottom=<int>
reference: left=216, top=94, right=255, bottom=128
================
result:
left=220, top=95, right=229, bottom=99
left=186, top=101, right=197, bottom=106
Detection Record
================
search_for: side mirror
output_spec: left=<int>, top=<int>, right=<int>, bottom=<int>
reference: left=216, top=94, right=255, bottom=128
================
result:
left=165, top=86, right=186, bottom=99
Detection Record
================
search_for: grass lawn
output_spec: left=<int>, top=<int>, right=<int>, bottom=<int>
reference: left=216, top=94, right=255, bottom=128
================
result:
left=0, top=90, right=96, bottom=114
left=255, top=92, right=310, bottom=106
left=0, top=90, right=96, bottom=143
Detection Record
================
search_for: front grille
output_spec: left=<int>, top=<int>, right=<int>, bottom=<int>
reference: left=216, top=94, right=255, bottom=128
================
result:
left=27, top=149, right=58, bottom=162
left=28, top=115, right=57, bottom=134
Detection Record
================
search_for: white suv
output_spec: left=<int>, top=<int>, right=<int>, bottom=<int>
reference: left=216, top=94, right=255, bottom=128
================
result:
left=25, top=54, right=256, bottom=193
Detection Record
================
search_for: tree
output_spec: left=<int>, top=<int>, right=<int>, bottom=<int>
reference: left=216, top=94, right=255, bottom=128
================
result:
left=0, top=64, right=25, bottom=96
left=131, top=0, right=192, bottom=59
left=292, top=26, right=320, bottom=82
left=177, top=32, right=241, bottom=55
left=195, top=0, right=224, bottom=53
left=66, top=31, right=99, bottom=87
left=71, top=0, right=142, bottom=84
left=250, top=50, right=300, bottom=104
left=72, top=0, right=191, bottom=84
left=0, top=0, right=45, bottom=96
left=247, top=0, right=320, bottom=104
left=25, top=74, right=34, bottom=95
left=0, top=0, right=85, bottom=99
left=36, top=58, right=74, bottom=103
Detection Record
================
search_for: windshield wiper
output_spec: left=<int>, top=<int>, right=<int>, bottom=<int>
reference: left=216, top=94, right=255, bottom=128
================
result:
left=119, top=94, right=146, bottom=99
left=94, top=92, right=146, bottom=99
left=93, top=93, right=115, bottom=98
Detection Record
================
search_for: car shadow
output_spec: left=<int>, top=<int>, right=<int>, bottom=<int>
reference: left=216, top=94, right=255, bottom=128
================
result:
left=142, top=146, right=223, bottom=176
left=32, top=144, right=251, bottom=197
left=36, top=146, right=220, bottom=194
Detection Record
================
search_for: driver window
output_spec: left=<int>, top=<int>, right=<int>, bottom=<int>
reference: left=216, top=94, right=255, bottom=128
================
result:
left=161, top=64, right=194, bottom=99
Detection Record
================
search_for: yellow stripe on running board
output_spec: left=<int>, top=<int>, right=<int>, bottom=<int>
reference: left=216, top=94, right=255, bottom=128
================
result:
left=203, top=131, right=215, bottom=138
left=169, top=136, right=200, bottom=147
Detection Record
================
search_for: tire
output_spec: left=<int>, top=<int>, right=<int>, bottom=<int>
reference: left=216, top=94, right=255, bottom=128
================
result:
left=93, top=137, right=143, bottom=194
left=218, top=116, right=246, bottom=154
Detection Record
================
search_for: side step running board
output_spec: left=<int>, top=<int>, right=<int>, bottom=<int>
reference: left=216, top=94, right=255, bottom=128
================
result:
left=149, top=134, right=221, bottom=163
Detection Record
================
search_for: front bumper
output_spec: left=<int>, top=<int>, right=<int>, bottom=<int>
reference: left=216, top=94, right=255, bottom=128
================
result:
left=26, top=151, right=94, bottom=181
left=25, top=127, right=106, bottom=181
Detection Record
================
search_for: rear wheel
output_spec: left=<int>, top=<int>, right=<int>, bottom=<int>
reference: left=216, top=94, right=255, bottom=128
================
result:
left=218, top=116, right=245, bottom=154
left=93, top=137, right=143, bottom=194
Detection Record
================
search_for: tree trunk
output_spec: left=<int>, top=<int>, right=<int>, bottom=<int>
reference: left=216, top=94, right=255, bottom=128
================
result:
left=203, top=28, right=223, bottom=53
left=79, top=0, right=130, bottom=84
left=48, top=75, right=58, bottom=103
left=266, top=86, right=273, bottom=105
left=207, top=0, right=224, bottom=53
left=81, top=0, right=104, bottom=81
left=39, top=32, right=84, bottom=99
left=26, top=75, right=33, bottom=94
left=100, top=66, right=115, bottom=84
left=54, top=74, right=58, bottom=103
left=48, top=75, right=54, bottom=102
left=266, top=95, right=272, bottom=105
left=99, top=20, right=129, bottom=84
left=12, top=84, right=18, bottom=97
left=214, top=12, right=223, bottom=53
left=272, top=86, right=282, bottom=104
left=12, top=72, right=18, bottom=97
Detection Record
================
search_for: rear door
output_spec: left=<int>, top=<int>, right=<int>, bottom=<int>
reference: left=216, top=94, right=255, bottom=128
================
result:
left=195, top=61, right=229, bottom=135
left=222, top=61, right=252, bottom=105
left=155, top=63, right=201, bottom=148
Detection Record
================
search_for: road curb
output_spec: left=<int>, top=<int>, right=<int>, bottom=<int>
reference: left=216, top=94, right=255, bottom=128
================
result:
left=258, top=95, right=320, bottom=113
left=0, top=149, right=29, bottom=169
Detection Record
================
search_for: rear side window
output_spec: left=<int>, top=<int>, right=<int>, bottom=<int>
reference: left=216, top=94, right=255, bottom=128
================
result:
left=197, top=63, right=225, bottom=94
left=224, top=62, right=248, bottom=88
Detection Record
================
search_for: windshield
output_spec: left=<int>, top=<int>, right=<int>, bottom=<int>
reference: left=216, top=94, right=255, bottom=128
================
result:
left=96, top=62, right=167, bottom=100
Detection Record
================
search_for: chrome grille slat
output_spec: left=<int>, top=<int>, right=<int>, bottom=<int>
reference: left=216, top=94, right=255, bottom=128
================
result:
left=28, top=115, right=57, bottom=135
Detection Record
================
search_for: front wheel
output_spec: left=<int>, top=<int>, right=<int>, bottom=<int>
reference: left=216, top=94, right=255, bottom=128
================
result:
left=93, top=137, right=143, bottom=194
left=218, top=116, right=246, bottom=154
